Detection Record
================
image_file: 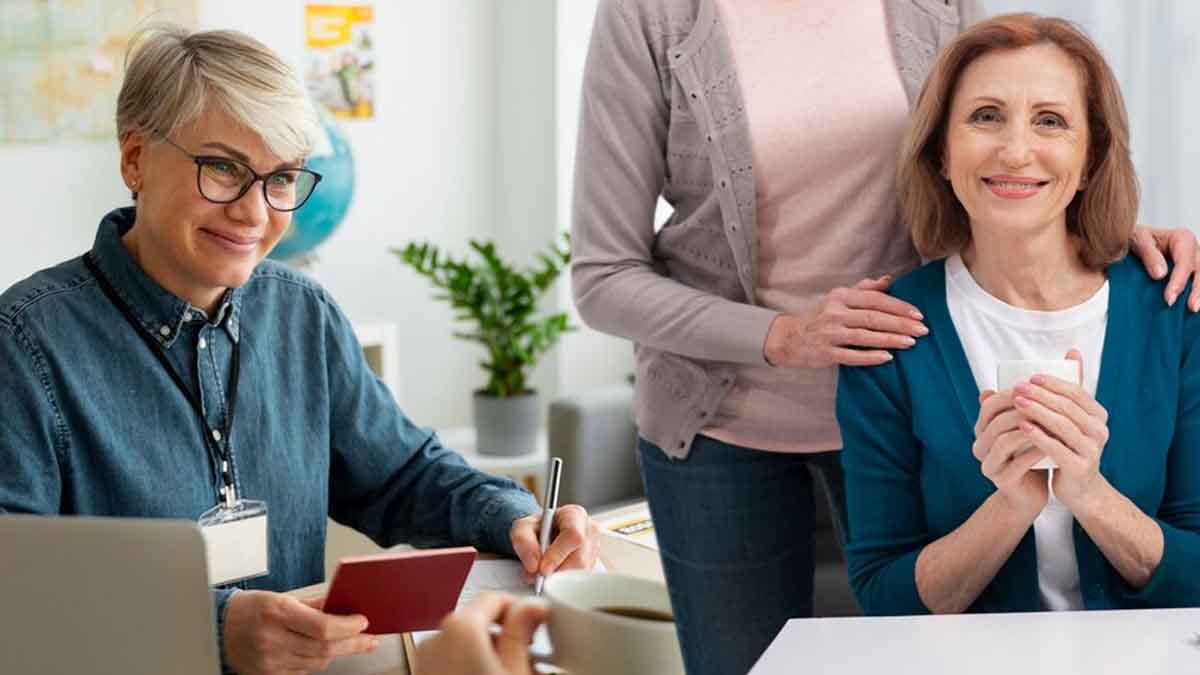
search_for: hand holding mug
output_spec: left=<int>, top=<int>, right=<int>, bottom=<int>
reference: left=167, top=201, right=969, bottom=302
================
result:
left=973, top=388, right=1049, bottom=518
left=1011, top=350, right=1111, bottom=509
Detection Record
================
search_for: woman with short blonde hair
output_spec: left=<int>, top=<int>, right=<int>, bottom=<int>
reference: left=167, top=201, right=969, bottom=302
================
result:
left=117, top=24, right=321, bottom=167
left=0, top=22, right=599, bottom=675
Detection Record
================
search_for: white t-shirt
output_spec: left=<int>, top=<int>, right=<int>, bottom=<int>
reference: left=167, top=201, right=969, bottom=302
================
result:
left=945, top=254, right=1108, bottom=611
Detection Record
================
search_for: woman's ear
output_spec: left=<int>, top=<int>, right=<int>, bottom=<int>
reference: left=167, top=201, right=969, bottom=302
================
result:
left=119, top=130, right=147, bottom=200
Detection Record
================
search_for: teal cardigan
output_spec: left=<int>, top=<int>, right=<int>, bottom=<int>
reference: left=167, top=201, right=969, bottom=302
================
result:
left=836, top=256, right=1200, bottom=615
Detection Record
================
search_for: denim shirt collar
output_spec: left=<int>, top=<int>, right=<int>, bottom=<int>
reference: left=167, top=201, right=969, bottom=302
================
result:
left=89, top=207, right=242, bottom=347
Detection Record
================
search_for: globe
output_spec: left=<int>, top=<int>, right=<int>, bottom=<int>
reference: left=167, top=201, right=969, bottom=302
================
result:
left=268, top=109, right=355, bottom=261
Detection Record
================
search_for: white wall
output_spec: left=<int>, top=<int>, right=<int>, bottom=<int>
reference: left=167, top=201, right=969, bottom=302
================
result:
left=983, top=0, right=1200, bottom=229
left=280, top=1, right=504, bottom=428
left=554, top=0, right=637, bottom=394
left=1, top=143, right=127, bottom=283
left=0, top=1, right=566, bottom=430
left=492, top=0, right=561, bottom=407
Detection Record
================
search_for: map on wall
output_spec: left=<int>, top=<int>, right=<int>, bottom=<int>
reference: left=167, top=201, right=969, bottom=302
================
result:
left=0, top=0, right=198, bottom=143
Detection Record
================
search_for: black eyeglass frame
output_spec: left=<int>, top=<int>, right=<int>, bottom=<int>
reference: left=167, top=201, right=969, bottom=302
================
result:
left=159, top=135, right=323, bottom=213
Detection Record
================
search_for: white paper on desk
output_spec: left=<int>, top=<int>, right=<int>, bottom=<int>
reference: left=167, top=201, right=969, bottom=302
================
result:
left=455, top=559, right=530, bottom=606
left=595, top=506, right=658, bottom=550
left=411, top=558, right=606, bottom=656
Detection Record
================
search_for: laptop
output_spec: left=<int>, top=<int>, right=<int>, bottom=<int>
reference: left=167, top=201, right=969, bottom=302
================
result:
left=0, top=515, right=220, bottom=674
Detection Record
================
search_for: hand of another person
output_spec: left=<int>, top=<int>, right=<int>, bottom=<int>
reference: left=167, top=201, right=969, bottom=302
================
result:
left=1011, top=350, right=1111, bottom=508
left=762, top=275, right=928, bottom=368
left=1130, top=225, right=1200, bottom=311
left=510, top=504, right=601, bottom=584
left=974, top=389, right=1049, bottom=517
left=414, top=592, right=548, bottom=675
left=223, top=590, right=379, bottom=675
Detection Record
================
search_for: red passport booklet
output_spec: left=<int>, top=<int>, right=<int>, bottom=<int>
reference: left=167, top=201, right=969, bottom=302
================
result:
left=322, top=546, right=477, bottom=635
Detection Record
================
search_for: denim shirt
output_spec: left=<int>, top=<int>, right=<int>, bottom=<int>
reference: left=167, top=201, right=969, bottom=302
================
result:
left=0, top=208, right=540, bottom=663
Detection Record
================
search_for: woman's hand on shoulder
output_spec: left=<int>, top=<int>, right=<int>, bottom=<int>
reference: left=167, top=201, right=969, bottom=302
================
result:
left=1130, top=225, right=1200, bottom=311
left=763, top=275, right=928, bottom=368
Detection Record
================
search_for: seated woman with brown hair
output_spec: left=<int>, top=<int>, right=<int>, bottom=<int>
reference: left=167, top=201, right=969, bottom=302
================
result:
left=837, top=13, right=1200, bottom=614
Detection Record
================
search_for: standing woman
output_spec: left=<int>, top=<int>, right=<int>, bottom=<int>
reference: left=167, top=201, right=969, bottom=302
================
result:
left=570, top=1, right=1200, bottom=673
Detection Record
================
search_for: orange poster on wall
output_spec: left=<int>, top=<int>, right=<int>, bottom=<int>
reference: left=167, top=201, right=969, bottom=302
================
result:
left=305, top=4, right=375, bottom=119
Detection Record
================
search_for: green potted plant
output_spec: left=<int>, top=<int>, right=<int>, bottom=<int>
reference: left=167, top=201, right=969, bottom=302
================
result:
left=394, top=234, right=573, bottom=456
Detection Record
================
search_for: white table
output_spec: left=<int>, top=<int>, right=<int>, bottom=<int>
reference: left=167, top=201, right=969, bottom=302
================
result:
left=750, top=608, right=1200, bottom=675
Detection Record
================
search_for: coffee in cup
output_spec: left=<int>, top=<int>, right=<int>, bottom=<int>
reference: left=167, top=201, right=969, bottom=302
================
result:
left=540, top=571, right=684, bottom=675
left=595, top=605, right=674, bottom=622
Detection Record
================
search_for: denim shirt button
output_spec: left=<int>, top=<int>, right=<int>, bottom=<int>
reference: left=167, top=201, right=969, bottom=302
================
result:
left=212, top=429, right=222, bottom=442
left=198, top=337, right=208, bottom=350
left=159, top=325, right=171, bottom=337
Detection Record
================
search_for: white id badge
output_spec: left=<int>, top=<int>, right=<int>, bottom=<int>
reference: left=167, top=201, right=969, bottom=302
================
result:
left=198, top=499, right=269, bottom=586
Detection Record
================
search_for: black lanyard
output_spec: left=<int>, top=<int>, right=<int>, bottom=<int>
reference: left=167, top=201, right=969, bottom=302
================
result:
left=84, top=252, right=241, bottom=506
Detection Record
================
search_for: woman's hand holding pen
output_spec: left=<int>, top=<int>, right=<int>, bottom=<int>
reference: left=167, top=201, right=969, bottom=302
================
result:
left=510, top=504, right=601, bottom=585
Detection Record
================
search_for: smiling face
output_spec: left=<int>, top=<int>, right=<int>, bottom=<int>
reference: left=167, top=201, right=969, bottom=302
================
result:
left=119, top=104, right=298, bottom=312
left=942, top=43, right=1090, bottom=243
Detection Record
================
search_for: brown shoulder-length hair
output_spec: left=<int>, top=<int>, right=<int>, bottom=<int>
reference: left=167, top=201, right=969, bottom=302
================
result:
left=899, top=13, right=1138, bottom=270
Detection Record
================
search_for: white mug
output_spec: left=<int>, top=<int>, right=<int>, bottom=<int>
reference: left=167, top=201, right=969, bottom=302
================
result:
left=995, top=359, right=1081, bottom=470
left=539, top=571, right=684, bottom=675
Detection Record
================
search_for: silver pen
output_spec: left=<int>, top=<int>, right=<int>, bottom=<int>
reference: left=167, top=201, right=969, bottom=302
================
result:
left=534, top=457, right=563, bottom=596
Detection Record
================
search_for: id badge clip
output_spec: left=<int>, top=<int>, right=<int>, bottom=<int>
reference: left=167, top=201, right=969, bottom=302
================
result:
left=199, top=485, right=269, bottom=586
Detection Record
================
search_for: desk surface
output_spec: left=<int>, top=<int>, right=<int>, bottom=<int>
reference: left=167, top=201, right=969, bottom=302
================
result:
left=751, top=608, right=1200, bottom=675
left=302, top=502, right=664, bottom=675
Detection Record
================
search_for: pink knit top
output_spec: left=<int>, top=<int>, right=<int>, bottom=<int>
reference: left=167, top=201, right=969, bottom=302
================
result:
left=703, top=0, right=917, bottom=452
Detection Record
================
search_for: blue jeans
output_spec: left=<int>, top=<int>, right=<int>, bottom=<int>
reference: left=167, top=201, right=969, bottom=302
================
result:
left=638, top=434, right=849, bottom=675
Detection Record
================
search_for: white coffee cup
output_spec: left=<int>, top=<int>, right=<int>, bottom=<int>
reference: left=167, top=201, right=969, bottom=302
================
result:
left=539, top=571, right=684, bottom=675
left=995, top=359, right=1081, bottom=470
